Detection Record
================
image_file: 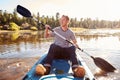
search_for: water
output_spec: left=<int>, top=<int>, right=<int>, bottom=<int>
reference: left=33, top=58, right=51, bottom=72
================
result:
left=0, top=30, right=120, bottom=80
left=77, top=35, right=120, bottom=80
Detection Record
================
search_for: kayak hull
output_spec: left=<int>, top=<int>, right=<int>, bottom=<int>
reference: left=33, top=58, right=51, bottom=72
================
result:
left=23, top=54, right=95, bottom=80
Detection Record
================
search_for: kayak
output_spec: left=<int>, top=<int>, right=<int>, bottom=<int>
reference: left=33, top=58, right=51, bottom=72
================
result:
left=23, top=54, right=95, bottom=80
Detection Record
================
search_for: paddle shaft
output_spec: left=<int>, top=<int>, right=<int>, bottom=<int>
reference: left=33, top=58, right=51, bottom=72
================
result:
left=45, top=26, right=92, bottom=57
left=44, top=25, right=93, bottom=58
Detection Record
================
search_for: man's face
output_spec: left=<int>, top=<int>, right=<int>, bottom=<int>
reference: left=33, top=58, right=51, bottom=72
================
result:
left=59, top=16, right=69, bottom=27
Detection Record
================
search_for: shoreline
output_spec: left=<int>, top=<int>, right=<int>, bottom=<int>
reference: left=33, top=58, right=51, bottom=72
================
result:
left=0, top=30, right=33, bottom=33
left=1, top=28, right=120, bottom=33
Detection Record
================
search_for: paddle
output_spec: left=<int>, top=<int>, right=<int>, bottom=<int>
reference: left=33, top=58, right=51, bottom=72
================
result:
left=16, top=5, right=116, bottom=72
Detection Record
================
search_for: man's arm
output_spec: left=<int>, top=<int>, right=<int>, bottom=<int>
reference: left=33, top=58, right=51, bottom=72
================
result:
left=72, top=39, right=79, bottom=48
left=44, top=25, right=51, bottom=38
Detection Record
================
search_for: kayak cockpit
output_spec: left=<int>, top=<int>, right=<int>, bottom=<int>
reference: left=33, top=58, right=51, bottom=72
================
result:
left=40, top=59, right=84, bottom=80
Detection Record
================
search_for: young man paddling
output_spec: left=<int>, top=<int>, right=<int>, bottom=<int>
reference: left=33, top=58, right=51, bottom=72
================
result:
left=36, top=15, right=85, bottom=77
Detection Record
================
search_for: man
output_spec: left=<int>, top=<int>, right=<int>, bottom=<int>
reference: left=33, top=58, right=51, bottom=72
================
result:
left=36, top=15, right=85, bottom=77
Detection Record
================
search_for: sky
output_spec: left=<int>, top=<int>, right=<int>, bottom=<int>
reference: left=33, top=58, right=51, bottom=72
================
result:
left=1, top=0, right=120, bottom=21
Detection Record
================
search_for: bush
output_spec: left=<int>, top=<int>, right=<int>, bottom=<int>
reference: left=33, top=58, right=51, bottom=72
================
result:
left=9, top=22, right=20, bottom=31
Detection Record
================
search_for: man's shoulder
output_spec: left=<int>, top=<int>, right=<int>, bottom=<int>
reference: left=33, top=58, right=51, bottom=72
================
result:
left=68, top=28, right=74, bottom=33
left=55, top=26, right=60, bottom=29
left=54, top=26, right=61, bottom=30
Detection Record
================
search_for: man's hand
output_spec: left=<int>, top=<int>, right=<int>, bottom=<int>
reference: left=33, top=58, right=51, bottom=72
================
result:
left=45, top=25, right=51, bottom=30
left=74, top=43, right=79, bottom=48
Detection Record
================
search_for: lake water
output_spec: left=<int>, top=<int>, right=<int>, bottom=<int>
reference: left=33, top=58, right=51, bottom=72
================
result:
left=0, top=30, right=120, bottom=80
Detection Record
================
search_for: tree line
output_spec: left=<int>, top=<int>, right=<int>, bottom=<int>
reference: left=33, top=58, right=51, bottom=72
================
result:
left=0, top=9, right=120, bottom=30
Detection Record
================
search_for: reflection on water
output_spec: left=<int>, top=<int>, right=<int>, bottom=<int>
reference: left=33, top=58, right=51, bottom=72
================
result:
left=79, top=34, right=120, bottom=41
left=0, top=31, right=52, bottom=57
left=0, top=30, right=120, bottom=80
left=0, top=31, right=44, bottom=44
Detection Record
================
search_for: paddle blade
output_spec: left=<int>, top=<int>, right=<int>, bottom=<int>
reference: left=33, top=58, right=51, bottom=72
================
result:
left=93, top=57, right=116, bottom=72
left=17, top=5, right=32, bottom=17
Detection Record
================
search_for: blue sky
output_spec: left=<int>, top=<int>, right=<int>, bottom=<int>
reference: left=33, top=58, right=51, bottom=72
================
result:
left=1, top=0, right=120, bottom=21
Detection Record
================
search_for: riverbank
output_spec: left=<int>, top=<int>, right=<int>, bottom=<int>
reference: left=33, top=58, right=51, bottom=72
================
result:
left=0, top=57, right=39, bottom=80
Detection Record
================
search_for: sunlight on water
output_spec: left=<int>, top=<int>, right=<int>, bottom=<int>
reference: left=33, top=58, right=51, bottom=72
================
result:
left=77, top=36, right=120, bottom=51
left=89, top=29, right=120, bottom=34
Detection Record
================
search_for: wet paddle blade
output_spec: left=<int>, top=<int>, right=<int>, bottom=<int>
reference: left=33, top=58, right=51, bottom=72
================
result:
left=80, top=50, right=116, bottom=72
left=93, top=57, right=116, bottom=72
left=17, top=5, right=32, bottom=17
